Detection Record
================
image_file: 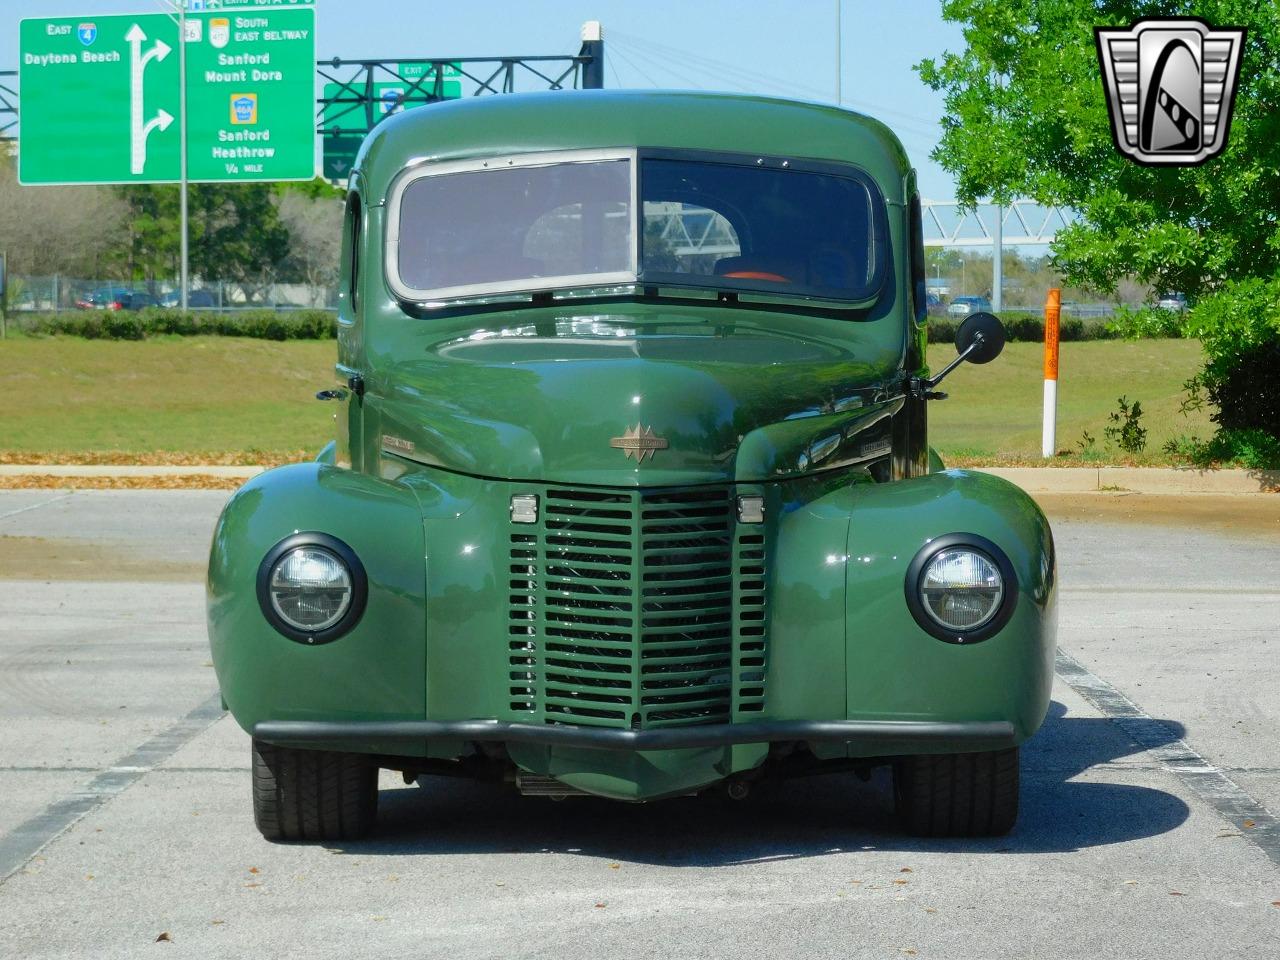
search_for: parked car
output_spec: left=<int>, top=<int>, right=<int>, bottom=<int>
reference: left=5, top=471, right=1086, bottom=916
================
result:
left=160, top=289, right=217, bottom=308
left=1156, top=292, right=1187, bottom=313
left=74, top=286, right=132, bottom=310
left=108, top=291, right=160, bottom=311
left=208, top=90, right=1056, bottom=842
left=947, top=295, right=993, bottom=317
left=926, top=291, right=945, bottom=315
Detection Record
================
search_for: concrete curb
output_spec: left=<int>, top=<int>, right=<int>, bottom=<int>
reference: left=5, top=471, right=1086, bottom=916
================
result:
left=0, top=465, right=1276, bottom=494
left=975, top=466, right=1280, bottom=494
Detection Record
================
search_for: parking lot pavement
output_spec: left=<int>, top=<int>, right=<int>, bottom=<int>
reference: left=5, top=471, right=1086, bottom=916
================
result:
left=1, top=489, right=1277, bottom=959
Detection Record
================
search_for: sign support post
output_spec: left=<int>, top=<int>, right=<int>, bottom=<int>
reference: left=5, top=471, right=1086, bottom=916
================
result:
left=580, top=21, right=604, bottom=89
left=179, top=4, right=188, bottom=310
left=1042, top=287, right=1061, bottom=458
left=992, top=204, right=1003, bottom=312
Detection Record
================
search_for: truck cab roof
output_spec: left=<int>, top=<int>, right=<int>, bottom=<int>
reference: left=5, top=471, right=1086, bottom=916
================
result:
left=355, top=89, right=912, bottom=206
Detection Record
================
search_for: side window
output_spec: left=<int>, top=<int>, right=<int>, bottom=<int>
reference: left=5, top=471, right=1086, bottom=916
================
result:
left=344, top=192, right=362, bottom=313
left=908, top=192, right=927, bottom=324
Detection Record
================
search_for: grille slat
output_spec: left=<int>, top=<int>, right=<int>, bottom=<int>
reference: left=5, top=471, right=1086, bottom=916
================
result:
left=641, top=653, right=732, bottom=670
left=508, top=485, right=766, bottom=729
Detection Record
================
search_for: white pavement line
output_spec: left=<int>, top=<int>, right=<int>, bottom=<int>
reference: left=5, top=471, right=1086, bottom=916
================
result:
left=1055, top=648, right=1280, bottom=870
left=0, top=693, right=225, bottom=884
left=0, top=491, right=75, bottom=522
left=1059, top=587, right=1280, bottom=596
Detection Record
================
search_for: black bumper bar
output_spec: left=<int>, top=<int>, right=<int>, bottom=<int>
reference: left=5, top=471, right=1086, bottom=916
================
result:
left=253, top=718, right=1017, bottom=753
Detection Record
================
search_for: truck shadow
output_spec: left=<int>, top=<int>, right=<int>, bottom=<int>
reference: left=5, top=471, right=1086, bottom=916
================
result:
left=332, top=700, right=1191, bottom=862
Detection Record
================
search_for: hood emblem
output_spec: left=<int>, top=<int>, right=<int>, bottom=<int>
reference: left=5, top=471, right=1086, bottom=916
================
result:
left=610, top=424, right=669, bottom=463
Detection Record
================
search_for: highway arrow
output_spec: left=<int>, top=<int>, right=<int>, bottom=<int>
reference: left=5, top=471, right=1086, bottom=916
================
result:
left=127, top=24, right=175, bottom=175
left=143, top=38, right=172, bottom=69
left=142, top=108, right=175, bottom=139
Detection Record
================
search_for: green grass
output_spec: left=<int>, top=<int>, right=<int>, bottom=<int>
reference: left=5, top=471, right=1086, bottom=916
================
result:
left=928, top=339, right=1214, bottom=462
left=0, top=335, right=1214, bottom=463
left=0, top=336, right=334, bottom=459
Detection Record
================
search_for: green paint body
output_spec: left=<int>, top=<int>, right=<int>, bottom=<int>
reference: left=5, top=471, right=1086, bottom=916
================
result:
left=208, top=91, right=1056, bottom=801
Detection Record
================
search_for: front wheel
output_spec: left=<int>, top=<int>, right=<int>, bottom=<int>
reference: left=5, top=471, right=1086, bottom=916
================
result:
left=251, top=739, right=378, bottom=842
left=893, top=747, right=1019, bottom=837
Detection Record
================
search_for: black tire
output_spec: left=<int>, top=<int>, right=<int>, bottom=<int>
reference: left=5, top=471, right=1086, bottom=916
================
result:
left=251, top=739, right=378, bottom=842
left=893, top=747, right=1019, bottom=837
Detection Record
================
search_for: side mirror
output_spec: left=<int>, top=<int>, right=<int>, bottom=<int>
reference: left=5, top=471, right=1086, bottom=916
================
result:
left=922, top=312, right=1007, bottom=394
left=956, top=312, right=1005, bottom=364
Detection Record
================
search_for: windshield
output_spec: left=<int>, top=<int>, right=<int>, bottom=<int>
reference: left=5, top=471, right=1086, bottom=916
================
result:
left=393, top=156, right=635, bottom=299
left=387, top=150, right=884, bottom=305
left=640, top=158, right=878, bottom=299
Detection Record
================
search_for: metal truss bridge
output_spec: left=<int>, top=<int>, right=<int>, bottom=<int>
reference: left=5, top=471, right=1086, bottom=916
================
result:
left=920, top=199, right=1073, bottom=248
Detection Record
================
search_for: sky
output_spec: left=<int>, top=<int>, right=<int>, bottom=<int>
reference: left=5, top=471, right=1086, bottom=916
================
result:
left=3, top=0, right=967, bottom=198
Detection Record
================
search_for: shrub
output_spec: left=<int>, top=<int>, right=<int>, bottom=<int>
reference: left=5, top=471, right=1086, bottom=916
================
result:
left=1183, top=278, right=1280, bottom=440
left=1106, top=306, right=1186, bottom=340
left=1164, top=429, right=1280, bottom=470
left=23, top=308, right=336, bottom=341
left=926, top=311, right=1119, bottom=344
left=1104, top=395, right=1147, bottom=454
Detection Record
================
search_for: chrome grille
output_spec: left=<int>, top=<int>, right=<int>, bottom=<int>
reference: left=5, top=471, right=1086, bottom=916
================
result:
left=508, top=485, right=765, bottom=729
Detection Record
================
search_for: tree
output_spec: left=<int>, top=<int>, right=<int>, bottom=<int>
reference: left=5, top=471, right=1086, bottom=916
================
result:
left=115, top=184, right=180, bottom=284
left=276, top=191, right=343, bottom=305
left=917, top=1, right=1280, bottom=456
left=189, top=183, right=291, bottom=299
left=0, top=153, right=127, bottom=278
left=917, top=0, right=1280, bottom=298
left=115, top=183, right=291, bottom=298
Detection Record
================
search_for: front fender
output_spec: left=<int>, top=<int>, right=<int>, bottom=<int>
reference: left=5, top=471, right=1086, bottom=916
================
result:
left=207, top=464, right=427, bottom=745
left=843, top=470, right=1057, bottom=743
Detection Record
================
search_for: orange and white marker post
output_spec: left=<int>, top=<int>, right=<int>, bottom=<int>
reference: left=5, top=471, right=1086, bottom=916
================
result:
left=1042, top=288, right=1061, bottom=458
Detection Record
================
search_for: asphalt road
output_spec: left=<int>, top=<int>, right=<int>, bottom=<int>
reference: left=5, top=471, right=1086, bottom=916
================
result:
left=0, top=488, right=1277, bottom=959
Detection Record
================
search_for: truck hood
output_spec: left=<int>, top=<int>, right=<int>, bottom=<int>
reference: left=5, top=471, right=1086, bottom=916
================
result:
left=374, top=311, right=905, bottom=485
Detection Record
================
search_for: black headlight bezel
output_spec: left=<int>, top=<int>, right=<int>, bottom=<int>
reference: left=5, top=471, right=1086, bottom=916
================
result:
left=904, top=533, right=1018, bottom=644
left=256, top=532, right=368, bottom=645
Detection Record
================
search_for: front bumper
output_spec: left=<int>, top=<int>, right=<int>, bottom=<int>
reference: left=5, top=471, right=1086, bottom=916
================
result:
left=253, top=717, right=1016, bottom=754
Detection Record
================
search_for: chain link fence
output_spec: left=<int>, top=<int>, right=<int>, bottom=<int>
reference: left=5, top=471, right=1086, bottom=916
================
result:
left=4, top=275, right=339, bottom=312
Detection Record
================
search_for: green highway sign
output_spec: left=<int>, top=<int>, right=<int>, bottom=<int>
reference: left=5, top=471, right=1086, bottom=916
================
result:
left=19, top=8, right=316, bottom=184
left=398, top=61, right=462, bottom=81
left=322, top=134, right=365, bottom=181
left=321, top=75, right=460, bottom=181
left=321, top=79, right=462, bottom=128
left=194, top=1, right=315, bottom=9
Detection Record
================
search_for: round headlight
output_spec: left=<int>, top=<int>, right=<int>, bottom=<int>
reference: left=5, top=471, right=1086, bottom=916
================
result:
left=904, top=534, right=1017, bottom=644
left=919, top=548, right=1003, bottom=631
left=256, top=533, right=367, bottom=643
left=269, top=547, right=352, bottom=631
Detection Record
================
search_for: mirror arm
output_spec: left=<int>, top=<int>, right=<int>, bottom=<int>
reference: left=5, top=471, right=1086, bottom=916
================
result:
left=907, top=332, right=986, bottom=402
left=926, top=332, right=984, bottom=389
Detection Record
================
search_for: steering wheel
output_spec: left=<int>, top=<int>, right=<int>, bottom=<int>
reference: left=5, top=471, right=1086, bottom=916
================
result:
left=721, top=270, right=792, bottom=283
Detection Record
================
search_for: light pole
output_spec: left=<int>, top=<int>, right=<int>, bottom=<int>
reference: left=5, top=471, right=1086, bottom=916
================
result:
left=834, top=1, right=841, bottom=106
left=958, top=257, right=966, bottom=295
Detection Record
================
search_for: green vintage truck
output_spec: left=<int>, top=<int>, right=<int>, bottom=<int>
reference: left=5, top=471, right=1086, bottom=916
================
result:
left=207, top=90, right=1056, bottom=842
